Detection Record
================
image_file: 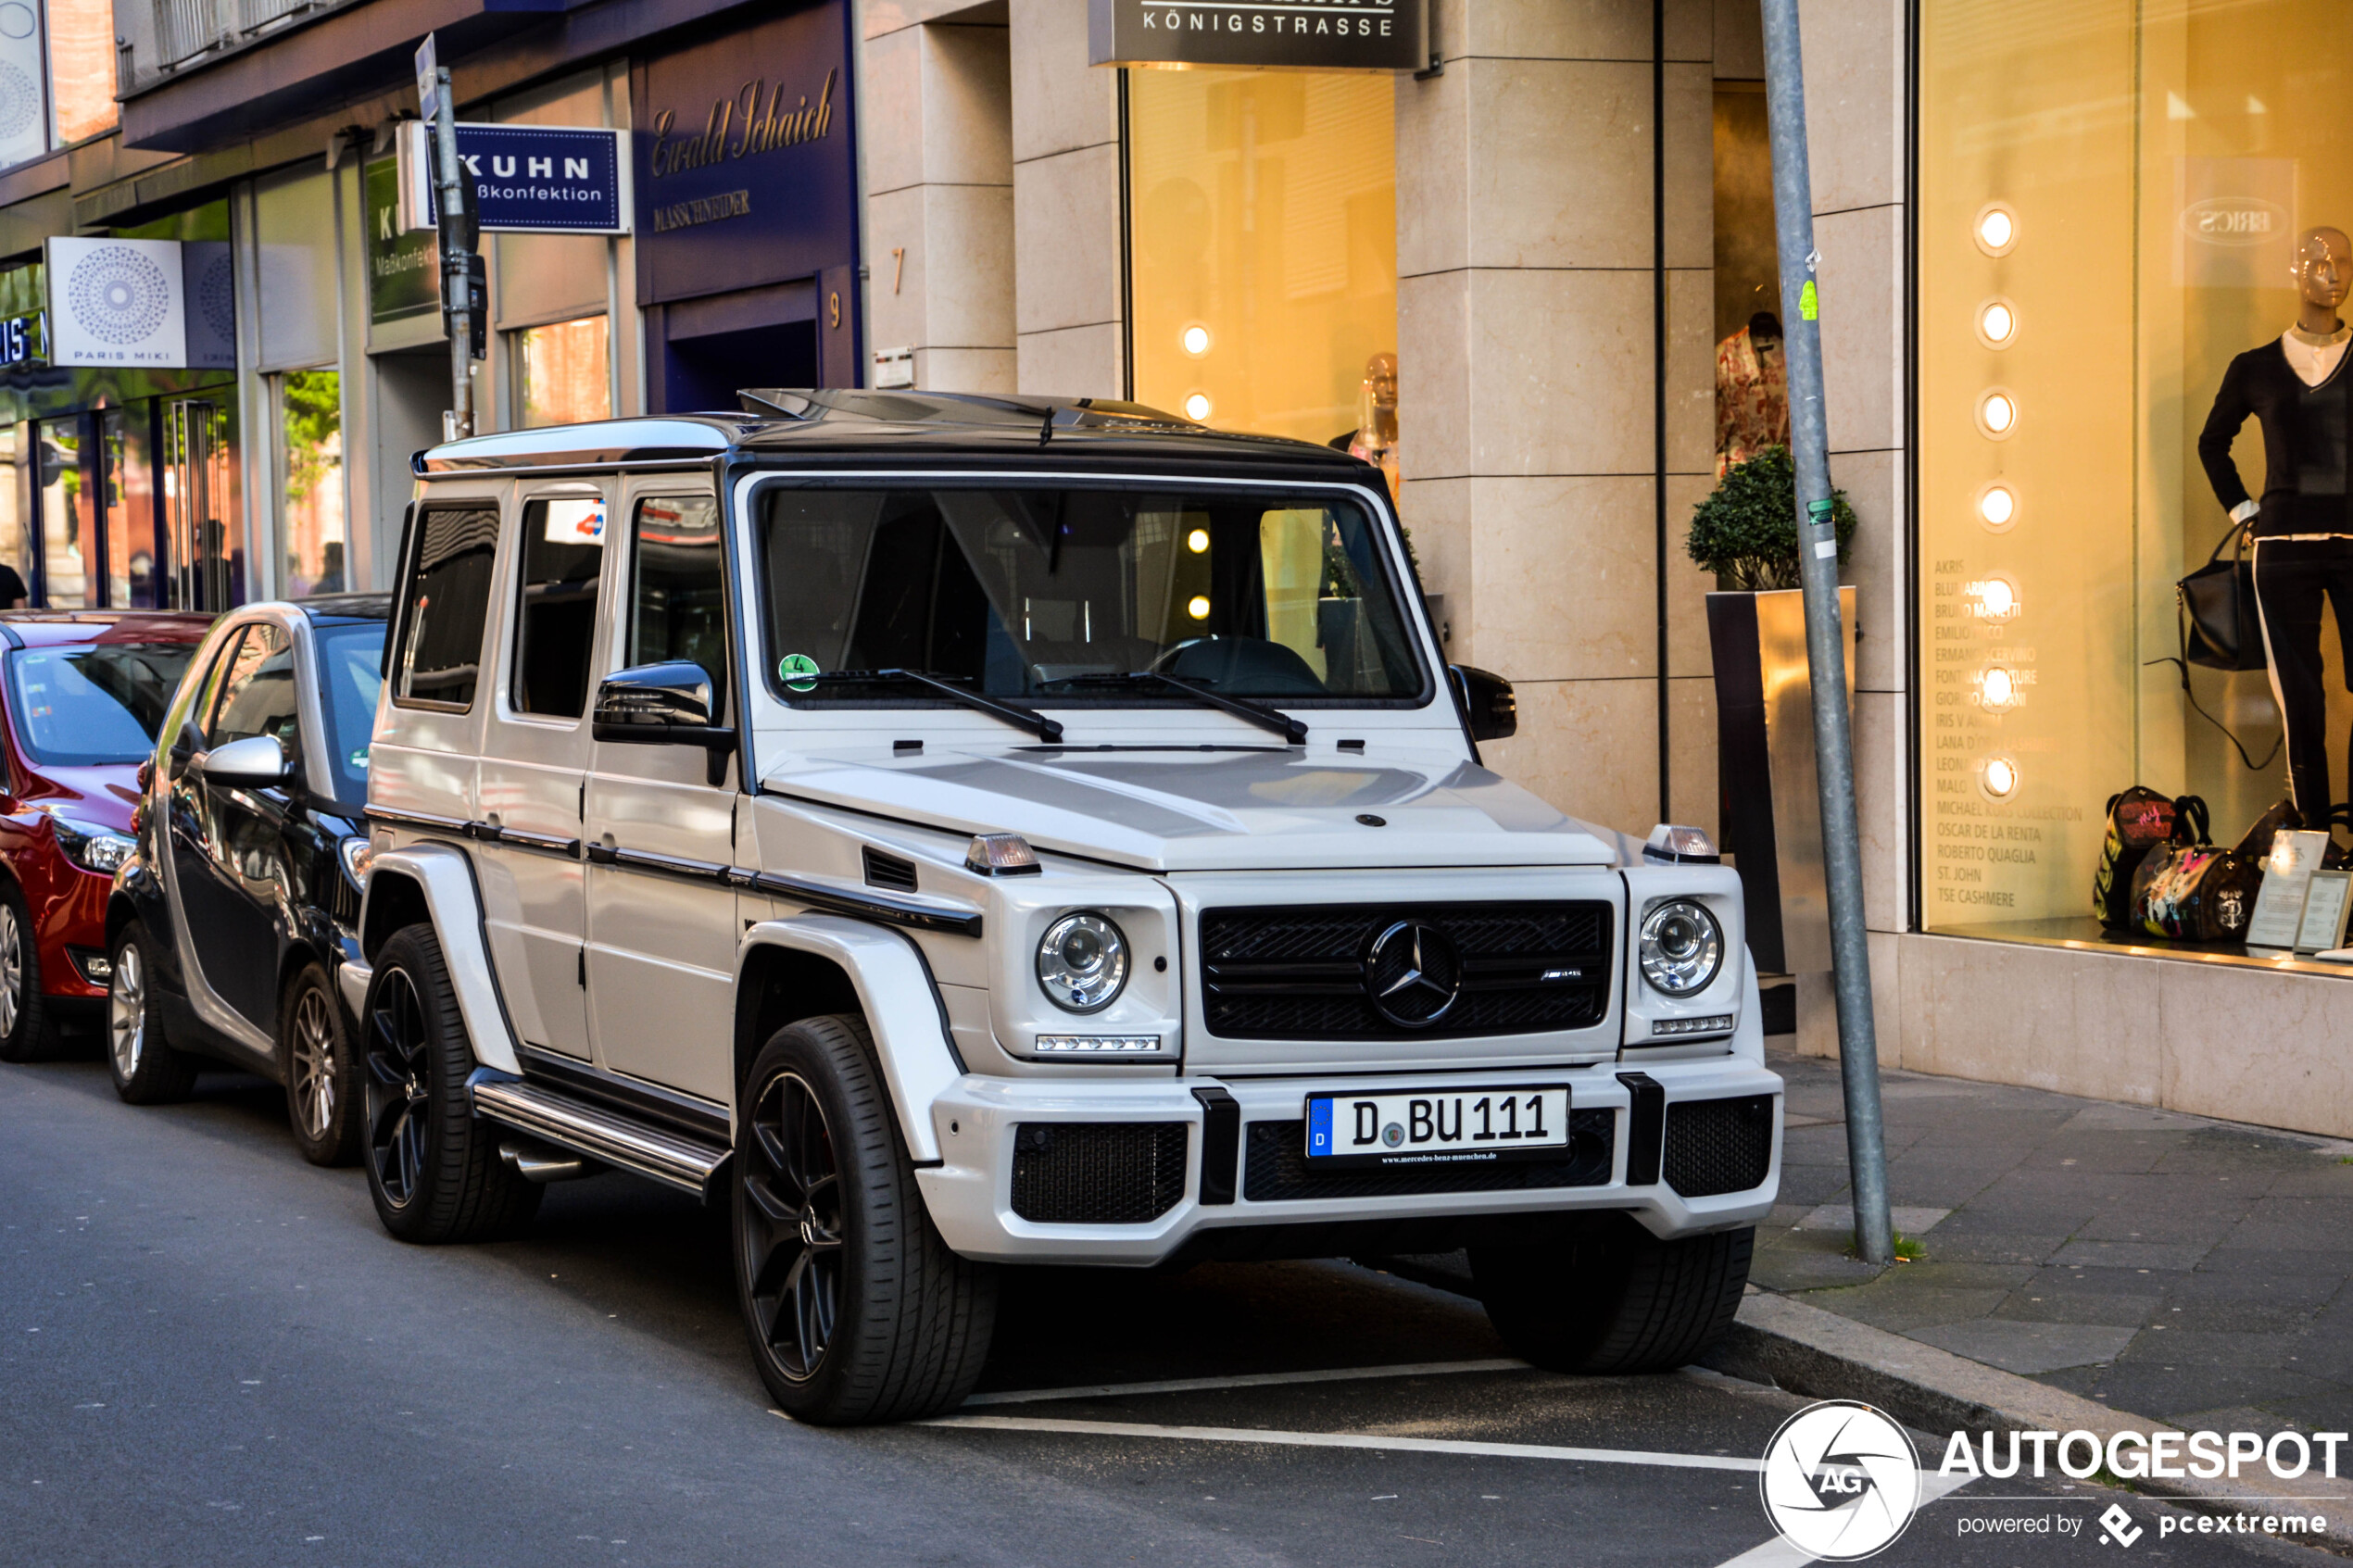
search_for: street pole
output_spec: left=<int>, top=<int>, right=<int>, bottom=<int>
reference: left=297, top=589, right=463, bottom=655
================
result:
left=431, top=64, right=475, bottom=443
left=1758, top=0, right=1894, bottom=1266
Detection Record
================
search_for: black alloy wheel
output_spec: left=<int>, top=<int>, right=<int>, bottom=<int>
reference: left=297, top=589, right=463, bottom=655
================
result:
left=740, top=1070, right=845, bottom=1383
left=359, top=924, right=539, bottom=1243
left=364, top=963, right=430, bottom=1207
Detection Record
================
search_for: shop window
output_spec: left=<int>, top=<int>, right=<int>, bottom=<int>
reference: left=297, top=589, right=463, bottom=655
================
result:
left=45, top=0, right=113, bottom=144
left=1126, top=69, right=1398, bottom=470
left=516, top=317, right=611, bottom=429
left=276, top=370, right=345, bottom=597
left=1919, top=0, right=2353, bottom=947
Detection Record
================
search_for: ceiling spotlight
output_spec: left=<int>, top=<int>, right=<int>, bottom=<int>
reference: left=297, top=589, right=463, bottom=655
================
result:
left=1978, top=484, right=2017, bottom=529
left=1186, top=528, right=1210, bottom=554
left=1981, top=666, right=2017, bottom=708
left=1181, top=324, right=1212, bottom=357
left=1978, top=390, right=2018, bottom=438
left=1972, top=576, right=2019, bottom=620
left=1978, top=299, right=2017, bottom=346
left=1187, top=595, right=1211, bottom=620
left=1982, top=756, right=2019, bottom=798
left=1184, top=393, right=1213, bottom=421
left=1975, top=204, right=2018, bottom=257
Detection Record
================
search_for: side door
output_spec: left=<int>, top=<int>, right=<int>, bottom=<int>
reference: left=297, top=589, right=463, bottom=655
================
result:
left=476, top=484, right=608, bottom=1061
left=583, top=484, right=738, bottom=1101
left=173, top=620, right=300, bottom=1029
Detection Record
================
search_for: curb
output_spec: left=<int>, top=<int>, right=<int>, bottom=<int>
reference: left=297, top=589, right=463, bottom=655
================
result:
left=1706, top=1288, right=2353, bottom=1554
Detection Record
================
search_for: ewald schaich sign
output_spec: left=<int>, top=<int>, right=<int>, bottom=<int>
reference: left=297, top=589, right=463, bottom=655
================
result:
left=404, top=123, right=628, bottom=235
left=1089, top=0, right=1428, bottom=71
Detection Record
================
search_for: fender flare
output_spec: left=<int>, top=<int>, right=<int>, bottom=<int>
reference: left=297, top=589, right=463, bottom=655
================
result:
left=740, top=916, right=963, bottom=1165
left=359, top=843, right=523, bottom=1075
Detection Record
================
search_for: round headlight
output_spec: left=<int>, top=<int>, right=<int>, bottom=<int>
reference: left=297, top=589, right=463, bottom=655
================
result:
left=1037, top=912, right=1129, bottom=1013
left=1639, top=899, right=1723, bottom=997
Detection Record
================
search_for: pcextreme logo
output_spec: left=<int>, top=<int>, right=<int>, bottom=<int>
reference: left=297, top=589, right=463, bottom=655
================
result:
left=1759, top=1400, right=1921, bottom=1561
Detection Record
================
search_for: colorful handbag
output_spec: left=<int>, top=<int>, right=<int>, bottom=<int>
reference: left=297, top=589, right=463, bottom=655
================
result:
left=2130, top=798, right=2263, bottom=941
left=2093, top=787, right=2183, bottom=931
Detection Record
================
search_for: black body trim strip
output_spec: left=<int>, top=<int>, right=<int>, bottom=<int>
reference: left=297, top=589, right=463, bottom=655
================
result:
left=1617, top=1070, right=1665, bottom=1186
left=747, top=871, right=984, bottom=937
left=515, top=1044, right=733, bottom=1145
left=1191, top=1085, right=1239, bottom=1206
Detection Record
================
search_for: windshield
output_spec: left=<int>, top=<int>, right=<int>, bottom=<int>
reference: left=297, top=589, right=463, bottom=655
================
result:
left=313, top=620, right=386, bottom=804
left=7, top=641, right=198, bottom=766
left=755, top=486, right=1425, bottom=706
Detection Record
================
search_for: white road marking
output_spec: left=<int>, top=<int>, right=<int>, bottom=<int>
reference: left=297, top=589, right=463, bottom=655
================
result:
left=916, top=1413, right=1764, bottom=1473
left=1711, top=1466, right=1980, bottom=1566
left=959, top=1358, right=1529, bottom=1407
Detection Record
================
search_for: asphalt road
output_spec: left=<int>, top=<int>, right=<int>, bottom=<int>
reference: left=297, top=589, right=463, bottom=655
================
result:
left=0, top=1056, right=2333, bottom=1568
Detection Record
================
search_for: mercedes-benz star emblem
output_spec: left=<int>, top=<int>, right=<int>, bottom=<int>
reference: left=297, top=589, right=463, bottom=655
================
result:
left=1363, top=920, right=1462, bottom=1028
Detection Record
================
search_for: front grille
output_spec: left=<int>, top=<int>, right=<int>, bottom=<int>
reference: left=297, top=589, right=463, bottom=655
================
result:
left=1663, top=1095, right=1775, bottom=1198
left=1199, top=902, right=1613, bottom=1040
left=1241, top=1110, right=1615, bottom=1201
left=1011, top=1122, right=1189, bottom=1223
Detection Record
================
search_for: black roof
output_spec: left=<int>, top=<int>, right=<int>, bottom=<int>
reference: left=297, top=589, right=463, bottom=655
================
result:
left=296, top=592, right=393, bottom=622
left=415, top=391, right=1380, bottom=485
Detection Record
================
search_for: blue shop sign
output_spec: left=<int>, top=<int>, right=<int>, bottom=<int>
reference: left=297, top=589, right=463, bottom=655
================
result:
left=418, top=125, right=627, bottom=234
left=0, top=313, right=42, bottom=368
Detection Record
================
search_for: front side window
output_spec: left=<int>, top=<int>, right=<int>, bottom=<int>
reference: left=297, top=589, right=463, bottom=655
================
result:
left=630, top=495, right=727, bottom=717
left=755, top=486, right=1424, bottom=704
left=6, top=639, right=197, bottom=765
left=512, top=495, right=605, bottom=718
left=208, top=622, right=298, bottom=750
left=394, top=506, right=497, bottom=709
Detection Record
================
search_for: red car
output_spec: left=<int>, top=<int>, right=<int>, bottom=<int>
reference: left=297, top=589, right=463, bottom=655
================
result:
left=0, top=612, right=211, bottom=1062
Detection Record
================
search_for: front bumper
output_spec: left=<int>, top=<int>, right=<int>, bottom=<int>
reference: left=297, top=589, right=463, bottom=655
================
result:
left=915, top=1057, right=1782, bottom=1265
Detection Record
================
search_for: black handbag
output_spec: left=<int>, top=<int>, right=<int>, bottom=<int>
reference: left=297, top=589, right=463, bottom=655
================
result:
left=2179, top=520, right=2264, bottom=671
left=2145, top=521, right=2283, bottom=771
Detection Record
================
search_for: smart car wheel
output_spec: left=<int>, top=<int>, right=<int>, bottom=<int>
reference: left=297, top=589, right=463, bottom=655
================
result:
left=736, top=1013, right=997, bottom=1425
left=361, top=923, right=540, bottom=1243
left=0, top=881, right=57, bottom=1062
left=106, top=921, right=197, bottom=1104
left=1469, top=1216, right=1753, bottom=1374
left=282, top=960, right=359, bottom=1167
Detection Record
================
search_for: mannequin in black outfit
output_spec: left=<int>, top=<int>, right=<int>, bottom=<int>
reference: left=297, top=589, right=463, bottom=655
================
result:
left=2199, top=225, right=2353, bottom=819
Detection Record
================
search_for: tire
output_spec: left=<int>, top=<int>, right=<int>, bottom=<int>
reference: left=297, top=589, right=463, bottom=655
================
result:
left=0, top=880, right=57, bottom=1062
left=282, top=960, right=361, bottom=1167
left=736, top=1013, right=997, bottom=1425
left=360, top=923, right=540, bottom=1243
left=1469, top=1217, right=1753, bottom=1374
left=107, top=921, right=198, bottom=1104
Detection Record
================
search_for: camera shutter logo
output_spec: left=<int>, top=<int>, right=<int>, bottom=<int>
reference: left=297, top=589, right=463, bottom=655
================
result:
left=67, top=246, right=171, bottom=345
left=1758, top=1400, right=1920, bottom=1561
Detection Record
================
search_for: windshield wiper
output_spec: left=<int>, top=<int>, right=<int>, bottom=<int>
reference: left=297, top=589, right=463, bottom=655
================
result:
left=1049, top=671, right=1307, bottom=746
left=804, top=670, right=1064, bottom=744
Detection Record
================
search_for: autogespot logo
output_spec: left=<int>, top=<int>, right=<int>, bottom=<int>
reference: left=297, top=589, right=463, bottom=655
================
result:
left=1760, top=1400, right=1921, bottom=1561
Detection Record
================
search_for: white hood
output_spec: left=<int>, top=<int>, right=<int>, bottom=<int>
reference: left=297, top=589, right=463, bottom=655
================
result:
left=761, top=745, right=1626, bottom=872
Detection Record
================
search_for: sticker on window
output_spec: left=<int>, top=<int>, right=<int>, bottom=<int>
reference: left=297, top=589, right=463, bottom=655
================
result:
left=777, top=654, right=821, bottom=693
left=542, top=496, right=605, bottom=545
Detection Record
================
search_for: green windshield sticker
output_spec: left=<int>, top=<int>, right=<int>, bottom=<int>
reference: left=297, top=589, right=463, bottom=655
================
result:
left=778, top=654, right=821, bottom=693
left=349, top=748, right=371, bottom=770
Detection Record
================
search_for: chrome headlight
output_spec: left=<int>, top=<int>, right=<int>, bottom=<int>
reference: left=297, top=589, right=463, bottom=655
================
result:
left=338, top=835, right=374, bottom=889
left=51, top=815, right=134, bottom=875
left=1639, top=899, right=1723, bottom=997
left=1036, top=912, right=1129, bottom=1013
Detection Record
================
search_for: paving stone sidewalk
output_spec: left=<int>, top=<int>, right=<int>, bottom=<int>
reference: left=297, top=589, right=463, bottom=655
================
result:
left=1760, top=1044, right=2353, bottom=1433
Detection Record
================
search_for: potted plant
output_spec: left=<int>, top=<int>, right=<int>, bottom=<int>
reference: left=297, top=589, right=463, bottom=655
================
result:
left=1690, top=446, right=1858, bottom=977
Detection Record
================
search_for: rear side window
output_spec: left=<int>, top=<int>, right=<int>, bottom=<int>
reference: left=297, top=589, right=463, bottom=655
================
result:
left=628, top=495, right=727, bottom=719
left=394, top=505, right=498, bottom=709
left=511, top=495, right=605, bottom=719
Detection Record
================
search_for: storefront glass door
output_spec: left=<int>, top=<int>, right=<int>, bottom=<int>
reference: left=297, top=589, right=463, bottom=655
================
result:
left=163, top=395, right=239, bottom=613
left=31, top=395, right=239, bottom=611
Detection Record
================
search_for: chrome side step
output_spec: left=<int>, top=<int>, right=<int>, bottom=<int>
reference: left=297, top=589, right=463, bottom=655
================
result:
left=471, top=1075, right=729, bottom=1198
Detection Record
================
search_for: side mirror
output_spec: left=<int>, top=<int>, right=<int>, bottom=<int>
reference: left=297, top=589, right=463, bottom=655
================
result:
left=198, top=734, right=290, bottom=787
left=593, top=661, right=736, bottom=784
left=1450, top=664, right=1517, bottom=744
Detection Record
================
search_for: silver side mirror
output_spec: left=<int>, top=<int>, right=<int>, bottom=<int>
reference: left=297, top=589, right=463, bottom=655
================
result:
left=197, top=734, right=290, bottom=787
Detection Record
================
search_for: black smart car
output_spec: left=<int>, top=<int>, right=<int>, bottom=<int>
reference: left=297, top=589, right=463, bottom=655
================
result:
left=106, top=594, right=390, bottom=1163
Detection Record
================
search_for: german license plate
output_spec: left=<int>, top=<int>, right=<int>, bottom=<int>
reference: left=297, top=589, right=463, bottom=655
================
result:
left=1304, top=1086, right=1571, bottom=1168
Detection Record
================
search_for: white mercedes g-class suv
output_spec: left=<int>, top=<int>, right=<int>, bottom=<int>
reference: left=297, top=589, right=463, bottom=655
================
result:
left=344, top=391, right=1780, bottom=1424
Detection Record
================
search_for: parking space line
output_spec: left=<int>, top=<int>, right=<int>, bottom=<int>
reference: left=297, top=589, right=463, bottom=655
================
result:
left=960, top=1358, right=1529, bottom=1407
left=1708, top=1466, right=1980, bottom=1566
left=914, top=1413, right=1765, bottom=1472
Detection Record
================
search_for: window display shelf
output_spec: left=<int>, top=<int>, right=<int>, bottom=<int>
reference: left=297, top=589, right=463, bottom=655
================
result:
left=1936, top=916, right=2353, bottom=981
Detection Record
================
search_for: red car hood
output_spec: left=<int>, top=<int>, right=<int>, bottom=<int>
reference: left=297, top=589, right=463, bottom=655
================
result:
left=19, top=763, right=144, bottom=834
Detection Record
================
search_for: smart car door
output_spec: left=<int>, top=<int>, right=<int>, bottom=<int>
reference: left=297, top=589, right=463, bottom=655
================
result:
left=179, top=621, right=300, bottom=1028
left=583, top=487, right=739, bottom=1102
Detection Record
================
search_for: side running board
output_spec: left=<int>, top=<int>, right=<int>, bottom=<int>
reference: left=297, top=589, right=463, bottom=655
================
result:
left=471, top=1074, right=730, bottom=1198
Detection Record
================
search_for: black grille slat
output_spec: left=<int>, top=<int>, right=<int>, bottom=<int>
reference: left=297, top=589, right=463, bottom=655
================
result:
left=1663, top=1096, right=1775, bottom=1198
left=1011, top=1123, right=1189, bottom=1223
left=1200, top=901, right=1613, bottom=1041
left=1241, top=1111, right=1615, bottom=1201
left=862, top=847, right=919, bottom=892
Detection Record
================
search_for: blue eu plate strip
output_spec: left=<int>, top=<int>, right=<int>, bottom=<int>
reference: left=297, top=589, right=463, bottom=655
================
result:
left=1308, top=1098, right=1332, bottom=1157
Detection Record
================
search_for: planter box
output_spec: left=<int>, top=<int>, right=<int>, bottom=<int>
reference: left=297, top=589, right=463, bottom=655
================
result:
left=1706, top=586, right=1856, bottom=975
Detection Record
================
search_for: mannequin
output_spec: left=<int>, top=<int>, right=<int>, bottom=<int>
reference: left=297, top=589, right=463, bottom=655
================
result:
left=1716, top=312, right=1788, bottom=479
left=2198, top=225, right=2353, bottom=818
left=1343, top=352, right=1400, bottom=503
